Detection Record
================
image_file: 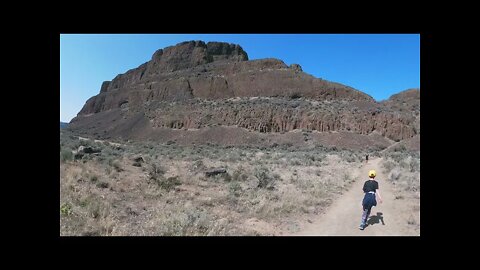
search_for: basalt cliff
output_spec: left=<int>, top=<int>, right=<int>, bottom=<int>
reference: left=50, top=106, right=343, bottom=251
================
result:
left=69, top=41, right=420, bottom=150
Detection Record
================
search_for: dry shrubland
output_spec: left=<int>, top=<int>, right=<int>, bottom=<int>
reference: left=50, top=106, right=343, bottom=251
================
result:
left=380, top=147, right=420, bottom=232
left=61, top=129, right=383, bottom=236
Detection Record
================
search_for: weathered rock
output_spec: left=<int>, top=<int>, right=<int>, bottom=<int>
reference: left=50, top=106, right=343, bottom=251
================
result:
left=69, top=41, right=419, bottom=144
left=77, top=146, right=100, bottom=154
left=100, top=81, right=111, bottom=93
left=142, top=97, right=417, bottom=141
left=290, top=63, right=302, bottom=72
left=132, top=155, right=145, bottom=166
left=206, top=41, right=248, bottom=62
left=85, top=147, right=100, bottom=154
left=205, top=168, right=227, bottom=177
left=132, top=155, right=145, bottom=163
left=74, top=40, right=373, bottom=117
left=73, top=152, right=83, bottom=160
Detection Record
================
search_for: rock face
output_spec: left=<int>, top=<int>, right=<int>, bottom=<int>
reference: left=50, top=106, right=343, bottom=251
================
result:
left=141, top=97, right=417, bottom=141
left=381, top=88, right=420, bottom=137
left=75, top=41, right=372, bottom=116
left=69, top=40, right=420, bottom=145
left=383, top=89, right=420, bottom=113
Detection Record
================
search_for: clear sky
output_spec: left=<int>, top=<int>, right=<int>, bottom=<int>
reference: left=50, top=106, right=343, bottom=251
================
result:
left=60, top=34, right=420, bottom=122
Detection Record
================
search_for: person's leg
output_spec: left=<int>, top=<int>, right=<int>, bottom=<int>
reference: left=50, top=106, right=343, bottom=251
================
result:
left=360, top=206, right=372, bottom=229
left=360, top=193, right=374, bottom=229
left=365, top=207, right=372, bottom=224
left=360, top=207, right=368, bottom=229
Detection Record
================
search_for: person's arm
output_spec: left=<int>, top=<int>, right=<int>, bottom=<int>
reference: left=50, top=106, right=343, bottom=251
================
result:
left=376, top=189, right=383, bottom=203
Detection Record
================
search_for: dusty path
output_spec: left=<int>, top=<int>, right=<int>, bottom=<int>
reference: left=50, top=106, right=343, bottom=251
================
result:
left=291, top=157, right=419, bottom=236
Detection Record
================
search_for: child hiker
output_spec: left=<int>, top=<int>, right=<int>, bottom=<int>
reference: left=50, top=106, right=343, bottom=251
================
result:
left=359, top=170, right=383, bottom=230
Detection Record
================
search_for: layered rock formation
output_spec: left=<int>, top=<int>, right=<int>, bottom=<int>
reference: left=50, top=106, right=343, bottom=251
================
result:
left=142, top=97, right=417, bottom=141
left=69, top=40, right=420, bottom=146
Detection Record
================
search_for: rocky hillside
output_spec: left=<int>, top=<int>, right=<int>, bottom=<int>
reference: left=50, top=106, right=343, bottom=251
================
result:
left=69, top=41, right=420, bottom=147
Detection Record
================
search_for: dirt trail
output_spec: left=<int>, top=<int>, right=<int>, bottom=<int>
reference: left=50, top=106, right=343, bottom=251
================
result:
left=291, top=157, right=419, bottom=236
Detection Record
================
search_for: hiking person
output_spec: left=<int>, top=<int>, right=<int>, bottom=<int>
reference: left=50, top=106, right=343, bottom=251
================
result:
left=365, top=154, right=368, bottom=163
left=359, top=170, right=383, bottom=230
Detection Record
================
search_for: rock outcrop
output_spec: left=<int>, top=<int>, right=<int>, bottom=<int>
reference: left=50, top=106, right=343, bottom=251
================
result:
left=75, top=41, right=372, bottom=116
left=69, top=41, right=420, bottom=145
left=141, top=97, right=417, bottom=141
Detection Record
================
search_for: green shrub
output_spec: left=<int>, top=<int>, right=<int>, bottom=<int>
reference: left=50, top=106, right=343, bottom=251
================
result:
left=255, top=167, right=276, bottom=190
left=159, top=208, right=211, bottom=236
left=60, top=149, right=73, bottom=162
left=232, top=167, right=248, bottom=182
left=344, top=153, right=356, bottom=163
left=96, top=181, right=109, bottom=189
left=149, top=163, right=166, bottom=180
left=60, top=203, right=73, bottom=216
left=383, top=160, right=396, bottom=173
left=228, top=181, right=242, bottom=197
left=90, top=175, right=98, bottom=182
left=89, top=201, right=101, bottom=219
left=343, top=173, right=351, bottom=183
left=395, top=144, right=407, bottom=152
left=410, top=158, right=420, bottom=172
left=399, top=160, right=409, bottom=170
left=223, top=173, right=232, bottom=182
left=159, top=176, right=181, bottom=191
left=291, top=159, right=302, bottom=166
left=191, top=160, right=205, bottom=172
left=389, top=169, right=401, bottom=182
left=112, top=161, right=123, bottom=172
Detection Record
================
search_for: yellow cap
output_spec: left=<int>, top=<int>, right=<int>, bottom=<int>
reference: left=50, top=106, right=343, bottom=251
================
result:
left=368, top=170, right=376, bottom=178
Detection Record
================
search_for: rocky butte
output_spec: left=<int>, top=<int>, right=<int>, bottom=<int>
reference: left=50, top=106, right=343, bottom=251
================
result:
left=68, top=41, right=420, bottom=150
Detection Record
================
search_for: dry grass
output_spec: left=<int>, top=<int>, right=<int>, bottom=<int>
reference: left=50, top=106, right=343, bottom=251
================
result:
left=380, top=148, right=420, bottom=234
left=382, top=155, right=420, bottom=195
left=61, top=129, right=368, bottom=236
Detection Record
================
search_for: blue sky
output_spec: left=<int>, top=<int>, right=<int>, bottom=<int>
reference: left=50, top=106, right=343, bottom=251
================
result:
left=60, top=34, right=420, bottom=122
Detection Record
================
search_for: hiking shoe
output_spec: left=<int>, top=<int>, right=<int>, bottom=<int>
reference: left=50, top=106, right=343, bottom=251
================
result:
left=359, top=225, right=365, bottom=230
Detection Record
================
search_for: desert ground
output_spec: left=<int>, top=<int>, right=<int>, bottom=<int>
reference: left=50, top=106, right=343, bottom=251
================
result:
left=60, top=128, right=419, bottom=236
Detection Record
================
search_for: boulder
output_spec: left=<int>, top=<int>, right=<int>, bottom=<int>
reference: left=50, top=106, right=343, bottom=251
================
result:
left=205, top=168, right=227, bottom=177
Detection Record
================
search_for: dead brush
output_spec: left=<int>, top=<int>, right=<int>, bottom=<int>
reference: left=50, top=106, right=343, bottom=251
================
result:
left=148, top=162, right=179, bottom=191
